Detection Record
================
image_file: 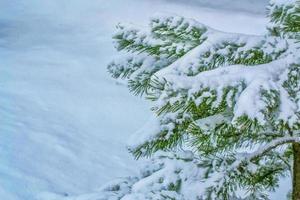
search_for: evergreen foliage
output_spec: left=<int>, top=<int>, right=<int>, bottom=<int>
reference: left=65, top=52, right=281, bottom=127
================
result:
left=107, top=0, right=300, bottom=199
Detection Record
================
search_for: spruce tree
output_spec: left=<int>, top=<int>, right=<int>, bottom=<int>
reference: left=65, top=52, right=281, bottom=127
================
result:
left=108, top=0, right=300, bottom=199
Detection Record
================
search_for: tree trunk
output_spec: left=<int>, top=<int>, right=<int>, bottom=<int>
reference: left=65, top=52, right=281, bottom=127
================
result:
left=293, top=143, right=300, bottom=200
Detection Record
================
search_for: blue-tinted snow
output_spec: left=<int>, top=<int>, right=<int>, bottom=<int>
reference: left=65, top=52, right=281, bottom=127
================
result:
left=0, top=0, right=286, bottom=199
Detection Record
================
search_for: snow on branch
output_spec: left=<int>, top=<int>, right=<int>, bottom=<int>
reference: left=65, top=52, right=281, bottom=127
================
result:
left=240, top=136, right=300, bottom=162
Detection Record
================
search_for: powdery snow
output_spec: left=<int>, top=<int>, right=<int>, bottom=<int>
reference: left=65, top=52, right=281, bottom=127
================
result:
left=0, top=0, right=287, bottom=199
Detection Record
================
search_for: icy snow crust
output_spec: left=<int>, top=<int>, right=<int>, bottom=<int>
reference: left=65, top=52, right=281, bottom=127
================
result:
left=0, top=0, right=286, bottom=199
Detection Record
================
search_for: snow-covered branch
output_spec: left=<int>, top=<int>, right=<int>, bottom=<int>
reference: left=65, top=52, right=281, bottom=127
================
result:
left=242, top=136, right=300, bottom=162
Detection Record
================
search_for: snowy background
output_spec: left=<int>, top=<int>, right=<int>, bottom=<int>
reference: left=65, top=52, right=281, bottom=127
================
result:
left=0, top=0, right=287, bottom=199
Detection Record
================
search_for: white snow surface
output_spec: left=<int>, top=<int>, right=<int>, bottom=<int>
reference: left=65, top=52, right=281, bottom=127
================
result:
left=0, top=0, right=286, bottom=199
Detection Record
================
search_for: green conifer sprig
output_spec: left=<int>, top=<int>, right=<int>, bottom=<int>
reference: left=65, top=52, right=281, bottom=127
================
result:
left=108, top=1, right=300, bottom=198
left=267, top=0, right=300, bottom=37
